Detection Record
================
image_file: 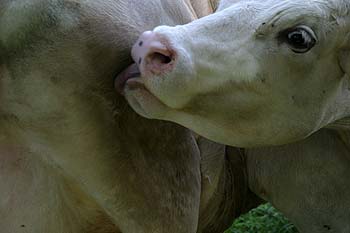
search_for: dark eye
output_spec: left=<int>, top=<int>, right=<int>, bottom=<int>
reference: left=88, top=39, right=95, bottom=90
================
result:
left=281, top=26, right=317, bottom=53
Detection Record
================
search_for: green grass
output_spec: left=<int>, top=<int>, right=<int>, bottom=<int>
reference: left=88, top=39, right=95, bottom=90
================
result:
left=225, top=204, right=299, bottom=233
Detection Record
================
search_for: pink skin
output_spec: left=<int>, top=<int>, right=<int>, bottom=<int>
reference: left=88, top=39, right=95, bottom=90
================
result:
left=114, top=64, right=141, bottom=94
left=132, top=31, right=175, bottom=76
left=115, top=31, right=175, bottom=94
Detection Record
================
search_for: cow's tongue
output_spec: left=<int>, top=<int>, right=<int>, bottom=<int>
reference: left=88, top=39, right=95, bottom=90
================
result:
left=115, top=63, right=141, bottom=95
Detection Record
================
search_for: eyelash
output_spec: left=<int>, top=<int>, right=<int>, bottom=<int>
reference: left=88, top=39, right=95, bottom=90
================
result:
left=278, top=26, right=317, bottom=53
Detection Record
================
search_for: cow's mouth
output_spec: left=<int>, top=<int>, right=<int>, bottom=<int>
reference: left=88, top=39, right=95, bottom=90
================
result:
left=115, top=63, right=142, bottom=95
left=115, top=63, right=171, bottom=119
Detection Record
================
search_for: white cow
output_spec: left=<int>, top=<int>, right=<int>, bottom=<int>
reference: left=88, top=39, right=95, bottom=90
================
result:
left=120, top=0, right=350, bottom=147
left=2, top=1, right=349, bottom=233
left=1, top=1, right=256, bottom=233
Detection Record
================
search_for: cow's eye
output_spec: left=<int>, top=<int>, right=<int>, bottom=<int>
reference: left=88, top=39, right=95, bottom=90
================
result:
left=281, top=26, right=317, bottom=53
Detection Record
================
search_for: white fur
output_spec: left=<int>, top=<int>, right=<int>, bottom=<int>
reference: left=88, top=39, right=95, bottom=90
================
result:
left=124, top=0, right=350, bottom=147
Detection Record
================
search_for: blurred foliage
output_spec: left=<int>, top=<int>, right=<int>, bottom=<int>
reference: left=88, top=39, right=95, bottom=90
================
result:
left=226, top=204, right=299, bottom=233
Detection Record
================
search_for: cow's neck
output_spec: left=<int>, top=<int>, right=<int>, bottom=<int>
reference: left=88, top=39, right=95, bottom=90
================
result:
left=324, top=73, right=350, bottom=132
left=327, top=117, right=350, bottom=130
left=326, top=117, right=350, bottom=153
left=245, top=128, right=350, bottom=232
left=198, top=142, right=262, bottom=232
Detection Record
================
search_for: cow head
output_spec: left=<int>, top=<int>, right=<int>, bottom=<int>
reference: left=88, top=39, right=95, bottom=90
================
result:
left=120, top=0, right=350, bottom=147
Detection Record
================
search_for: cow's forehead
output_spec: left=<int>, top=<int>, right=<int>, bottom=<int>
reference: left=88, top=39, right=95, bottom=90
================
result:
left=215, top=0, right=350, bottom=41
left=219, top=0, right=349, bottom=17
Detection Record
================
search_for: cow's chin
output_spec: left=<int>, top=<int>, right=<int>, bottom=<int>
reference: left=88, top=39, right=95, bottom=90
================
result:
left=124, top=81, right=172, bottom=120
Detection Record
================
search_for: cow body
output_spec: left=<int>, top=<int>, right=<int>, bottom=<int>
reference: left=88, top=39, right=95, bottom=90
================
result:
left=198, top=129, right=350, bottom=233
left=1, top=1, right=257, bottom=232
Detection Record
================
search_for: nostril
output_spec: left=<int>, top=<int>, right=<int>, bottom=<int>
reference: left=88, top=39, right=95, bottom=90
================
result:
left=144, top=48, right=175, bottom=75
left=150, top=52, right=172, bottom=65
left=132, top=31, right=176, bottom=75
